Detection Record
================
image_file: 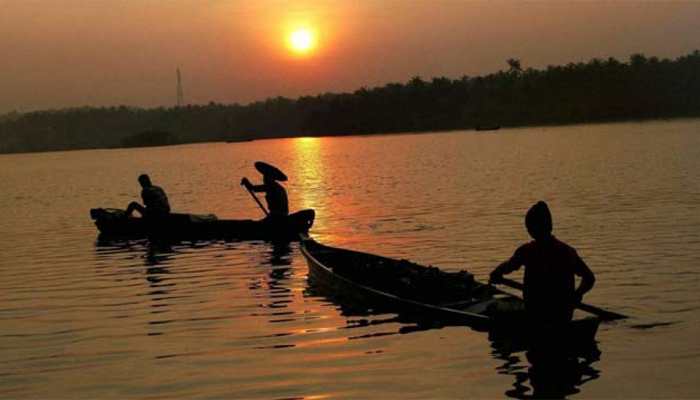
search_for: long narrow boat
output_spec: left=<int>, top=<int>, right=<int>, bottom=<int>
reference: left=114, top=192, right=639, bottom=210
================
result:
left=90, top=208, right=315, bottom=241
left=300, top=237, right=600, bottom=347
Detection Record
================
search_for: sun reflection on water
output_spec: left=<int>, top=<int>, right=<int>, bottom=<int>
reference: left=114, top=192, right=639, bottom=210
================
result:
left=287, top=136, right=376, bottom=245
left=289, top=137, right=326, bottom=229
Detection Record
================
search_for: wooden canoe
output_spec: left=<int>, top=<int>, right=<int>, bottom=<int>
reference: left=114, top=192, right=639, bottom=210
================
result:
left=300, top=237, right=600, bottom=346
left=90, top=208, right=315, bottom=241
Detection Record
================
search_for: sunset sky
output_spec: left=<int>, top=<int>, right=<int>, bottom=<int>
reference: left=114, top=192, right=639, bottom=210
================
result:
left=1, top=0, right=699, bottom=114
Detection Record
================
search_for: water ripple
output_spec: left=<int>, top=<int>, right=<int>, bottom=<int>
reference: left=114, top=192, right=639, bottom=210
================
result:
left=2, top=121, right=700, bottom=398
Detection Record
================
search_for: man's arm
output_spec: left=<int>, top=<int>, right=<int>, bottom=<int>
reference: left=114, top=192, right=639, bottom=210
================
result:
left=573, top=252, right=595, bottom=302
left=489, top=246, right=524, bottom=283
left=241, top=178, right=267, bottom=193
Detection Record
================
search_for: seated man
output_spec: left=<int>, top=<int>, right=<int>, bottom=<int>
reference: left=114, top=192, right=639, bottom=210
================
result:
left=489, top=201, right=595, bottom=324
left=125, top=174, right=171, bottom=219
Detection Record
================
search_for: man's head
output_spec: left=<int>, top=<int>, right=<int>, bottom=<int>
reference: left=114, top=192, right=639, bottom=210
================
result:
left=138, top=174, right=152, bottom=188
left=525, top=201, right=553, bottom=240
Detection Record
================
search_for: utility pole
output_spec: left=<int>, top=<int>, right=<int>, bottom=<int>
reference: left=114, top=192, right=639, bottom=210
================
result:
left=176, top=67, right=184, bottom=107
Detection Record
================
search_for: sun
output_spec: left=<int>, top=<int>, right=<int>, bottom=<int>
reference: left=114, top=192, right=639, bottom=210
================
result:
left=287, top=28, right=316, bottom=55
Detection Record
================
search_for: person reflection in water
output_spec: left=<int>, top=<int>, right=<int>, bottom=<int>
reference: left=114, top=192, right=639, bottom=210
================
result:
left=125, top=174, right=171, bottom=220
left=498, top=350, right=600, bottom=399
left=241, top=162, right=289, bottom=219
left=489, top=201, right=596, bottom=324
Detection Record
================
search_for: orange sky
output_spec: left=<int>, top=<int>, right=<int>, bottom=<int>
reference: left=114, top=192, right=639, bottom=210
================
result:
left=1, top=0, right=699, bottom=113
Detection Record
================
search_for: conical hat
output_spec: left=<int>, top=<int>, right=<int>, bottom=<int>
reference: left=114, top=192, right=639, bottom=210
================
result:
left=254, top=161, right=288, bottom=181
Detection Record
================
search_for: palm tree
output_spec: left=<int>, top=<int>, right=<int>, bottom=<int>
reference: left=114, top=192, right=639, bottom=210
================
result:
left=506, top=58, right=522, bottom=74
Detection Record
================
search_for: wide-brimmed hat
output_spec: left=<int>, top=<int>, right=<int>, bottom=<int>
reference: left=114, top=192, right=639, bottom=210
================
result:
left=254, top=161, right=288, bottom=181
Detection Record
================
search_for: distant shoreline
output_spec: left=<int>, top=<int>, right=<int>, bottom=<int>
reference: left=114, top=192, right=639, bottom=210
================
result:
left=2, top=51, right=699, bottom=155
left=0, top=116, right=696, bottom=156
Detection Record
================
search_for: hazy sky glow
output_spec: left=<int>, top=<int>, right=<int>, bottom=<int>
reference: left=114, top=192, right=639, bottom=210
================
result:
left=1, top=0, right=699, bottom=113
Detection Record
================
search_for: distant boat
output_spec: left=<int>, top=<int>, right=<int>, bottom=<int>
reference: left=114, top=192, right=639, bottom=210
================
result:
left=475, top=125, right=501, bottom=131
left=226, top=137, right=255, bottom=143
left=226, top=135, right=256, bottom=143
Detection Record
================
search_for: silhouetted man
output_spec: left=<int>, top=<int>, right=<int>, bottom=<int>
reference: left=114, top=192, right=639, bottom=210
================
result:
left=241, top=161, right=289, bottom=218
left=489, top=201, right=595, bottom=324
left=125, top=174, right=171, bottom=219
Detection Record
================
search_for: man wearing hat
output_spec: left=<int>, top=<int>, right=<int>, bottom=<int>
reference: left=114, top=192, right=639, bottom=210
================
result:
left=489, top=201, right=596, bottom=324
left=241, top=162, right=289, bottom=218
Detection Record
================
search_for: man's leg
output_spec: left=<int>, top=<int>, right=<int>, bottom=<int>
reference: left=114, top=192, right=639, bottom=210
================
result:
left=126, top=201, right=146, bottom=217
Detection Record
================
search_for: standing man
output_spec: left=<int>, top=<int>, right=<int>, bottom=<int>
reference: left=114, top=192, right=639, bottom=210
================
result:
left=489, top=201, right=595, bottom=324
left=125, top=174, right=171, bottom=220
left=241, top=161, right=289, bottom=219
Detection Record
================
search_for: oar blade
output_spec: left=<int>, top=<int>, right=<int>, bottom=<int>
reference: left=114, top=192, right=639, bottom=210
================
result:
left=576, top=303, right=628, bottom=321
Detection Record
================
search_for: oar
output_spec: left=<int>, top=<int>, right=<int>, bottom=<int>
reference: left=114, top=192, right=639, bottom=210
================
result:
left=242, top=183, right=269, bottom=217
left=495, top=277, right=628, bottom=321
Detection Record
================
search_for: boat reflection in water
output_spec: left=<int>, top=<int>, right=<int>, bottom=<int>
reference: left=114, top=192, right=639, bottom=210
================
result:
left=489, top=324, right=601, bottom=399
left=304, top=277, right=435, bottom=337
left=94, top=237, right=180, bottom=336
left=252, top=241, right=295, bottom=311
left=309, top=273, right=603, bottom=397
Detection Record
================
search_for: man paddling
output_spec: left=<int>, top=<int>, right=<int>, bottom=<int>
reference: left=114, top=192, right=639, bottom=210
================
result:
left=489, top=201, right=595, bottom=324
left=241, top=162, right=289, bottom=218
left=125, top=174, right=171, bottom=220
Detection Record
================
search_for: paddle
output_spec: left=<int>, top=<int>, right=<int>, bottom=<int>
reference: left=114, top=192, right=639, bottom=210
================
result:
left=494, top=277, right=628, bottom=321
left=241, top=181, right=269, bottom=217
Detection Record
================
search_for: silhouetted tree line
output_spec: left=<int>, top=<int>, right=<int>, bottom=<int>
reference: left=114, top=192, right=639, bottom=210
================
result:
left=121, top=130, right=176, bottom=148
left=1, top=51, right=699, bottom=153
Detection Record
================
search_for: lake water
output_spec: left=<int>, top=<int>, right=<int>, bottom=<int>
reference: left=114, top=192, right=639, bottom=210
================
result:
left=1, top=119, right=700, bottom=398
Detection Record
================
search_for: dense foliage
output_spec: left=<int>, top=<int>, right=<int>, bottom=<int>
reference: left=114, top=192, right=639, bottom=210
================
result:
left=1, top=51, right=698, bottom=153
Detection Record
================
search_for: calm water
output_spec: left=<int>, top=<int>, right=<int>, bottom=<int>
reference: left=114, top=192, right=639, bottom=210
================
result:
left=1, top=120, right=700, bottom=398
